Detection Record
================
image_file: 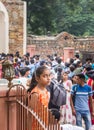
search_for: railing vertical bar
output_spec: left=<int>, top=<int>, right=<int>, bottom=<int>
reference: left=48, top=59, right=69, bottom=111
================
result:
left=17, top=85, right=20, bottom=130
left=6, top=84, right=62, bottom=130
left=7, top=96, right=9, bottom=130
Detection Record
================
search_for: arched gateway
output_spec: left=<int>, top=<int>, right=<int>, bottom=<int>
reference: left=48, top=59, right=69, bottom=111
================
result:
left=0, top=2, right=9, bottom=53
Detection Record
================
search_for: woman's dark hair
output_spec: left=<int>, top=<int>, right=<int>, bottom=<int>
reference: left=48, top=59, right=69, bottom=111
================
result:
left=57, top=58, right=62, bottom=64
left=69, top=58, right=74, bottom=64
left=19, top=68, right=26, bottom=76
left=76, top=73, right=85, bottom=80
left=25, top=60, right=29, bottom=66
left=27, top=72, right=38, bottom=92
left=27, top=66, right=49, bottom=92
left=75, top=54, right=79, bottom=58
left=30, top=59, right=35, bottom=64
left=69, top=64, right=75, bottom=72
left=40, top=60, right=46, bottom=66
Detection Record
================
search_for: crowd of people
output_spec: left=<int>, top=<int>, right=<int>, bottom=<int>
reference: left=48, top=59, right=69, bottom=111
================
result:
left=0, top=51, right=94, bottom=130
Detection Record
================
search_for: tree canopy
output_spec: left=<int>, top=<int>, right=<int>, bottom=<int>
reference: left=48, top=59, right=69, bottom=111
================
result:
left=23, top=0, right=94, bottom=36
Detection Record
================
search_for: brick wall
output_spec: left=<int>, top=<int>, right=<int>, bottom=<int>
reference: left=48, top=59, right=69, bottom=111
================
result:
left=27, top=32, right=94, bottom=58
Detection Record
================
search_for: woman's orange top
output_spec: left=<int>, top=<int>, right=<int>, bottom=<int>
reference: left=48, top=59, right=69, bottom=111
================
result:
left=30, top=87, right=50, bottom=130
left=31, top=86, right=50, bottom=107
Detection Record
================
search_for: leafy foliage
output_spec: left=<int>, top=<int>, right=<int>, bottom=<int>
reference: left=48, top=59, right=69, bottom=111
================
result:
left=23, top=0, right=94, bottom=36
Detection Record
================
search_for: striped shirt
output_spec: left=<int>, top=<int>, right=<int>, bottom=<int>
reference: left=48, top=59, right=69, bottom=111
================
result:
left=71, top=84, right=92, bottom=111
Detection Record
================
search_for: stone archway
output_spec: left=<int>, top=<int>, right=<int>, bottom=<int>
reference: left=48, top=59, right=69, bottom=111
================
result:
left=0, top=2, right=9, bottom=53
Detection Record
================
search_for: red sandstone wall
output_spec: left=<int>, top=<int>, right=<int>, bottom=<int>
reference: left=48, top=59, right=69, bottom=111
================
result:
left=0, top=87, right=17, bottom=130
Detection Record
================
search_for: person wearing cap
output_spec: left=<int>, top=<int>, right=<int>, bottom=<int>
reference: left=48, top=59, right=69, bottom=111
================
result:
left=70, top=73, right=94, bottom=130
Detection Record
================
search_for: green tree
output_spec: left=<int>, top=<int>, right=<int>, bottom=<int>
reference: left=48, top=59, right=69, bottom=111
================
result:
left=54, top=0, right=94, bottom=36
left=23, top=0, right=57, bottom=35
left=23, top=0, right=94, bottom=36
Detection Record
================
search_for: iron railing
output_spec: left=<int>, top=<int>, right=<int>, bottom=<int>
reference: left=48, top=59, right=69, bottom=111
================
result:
left=6, top=84, right=63, bottom=130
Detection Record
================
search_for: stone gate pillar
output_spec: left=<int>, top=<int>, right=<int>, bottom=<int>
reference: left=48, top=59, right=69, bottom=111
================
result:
left=63, top=47, right=74, bottom=62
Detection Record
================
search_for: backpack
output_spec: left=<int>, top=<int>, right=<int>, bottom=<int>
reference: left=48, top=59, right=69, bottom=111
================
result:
left=51, top=80, right=67, bottom=107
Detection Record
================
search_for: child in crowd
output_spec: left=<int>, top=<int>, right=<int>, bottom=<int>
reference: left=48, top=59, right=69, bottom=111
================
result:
left=60, top=71, right=75, bottom=124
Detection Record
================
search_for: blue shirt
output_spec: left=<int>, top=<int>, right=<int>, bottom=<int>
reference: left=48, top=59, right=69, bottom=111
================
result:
left=71, top=84, right=92, bottom=111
